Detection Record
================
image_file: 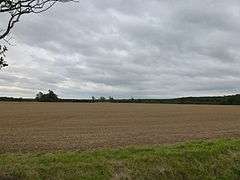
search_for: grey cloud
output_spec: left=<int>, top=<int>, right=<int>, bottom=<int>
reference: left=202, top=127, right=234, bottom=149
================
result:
left=1, top=0, right=240, bottom=98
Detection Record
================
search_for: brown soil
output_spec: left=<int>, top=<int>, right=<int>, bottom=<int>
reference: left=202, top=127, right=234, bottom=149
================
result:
left=1, top=102, right=240, bottom=153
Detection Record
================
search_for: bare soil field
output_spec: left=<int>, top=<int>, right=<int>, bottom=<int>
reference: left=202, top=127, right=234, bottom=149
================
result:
left=0, top=102, right=240, bottom=153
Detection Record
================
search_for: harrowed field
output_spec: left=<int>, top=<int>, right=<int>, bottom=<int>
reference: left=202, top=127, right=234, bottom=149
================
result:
left=1, top=102, right=240, bottom=152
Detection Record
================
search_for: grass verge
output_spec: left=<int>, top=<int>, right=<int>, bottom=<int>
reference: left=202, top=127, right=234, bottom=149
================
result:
left=1, top=139, right=240, bottom=179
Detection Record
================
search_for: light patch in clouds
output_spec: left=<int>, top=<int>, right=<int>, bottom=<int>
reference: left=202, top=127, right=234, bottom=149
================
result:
left=1, top=0, right=240, bottom=98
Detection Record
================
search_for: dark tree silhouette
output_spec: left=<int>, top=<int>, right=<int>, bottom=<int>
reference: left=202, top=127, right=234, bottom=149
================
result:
left=0, top=45, right=8, bottom=68
left=91, top=96, right=96, bottom=102
left=36, top=91, right=44, bottom=100
left=35, top=90, right=59, bottom=102
left=99, top=96, right=106, bottom=102
left=108, top=96, right=114, bottom=102
left=0, top=0, right=74, bottom=68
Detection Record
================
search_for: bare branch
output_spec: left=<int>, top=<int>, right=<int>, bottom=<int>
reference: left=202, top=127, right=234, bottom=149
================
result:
left=0, top=0, right=74, bottom=68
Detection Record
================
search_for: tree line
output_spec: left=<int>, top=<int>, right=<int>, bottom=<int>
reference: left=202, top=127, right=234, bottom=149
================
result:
left=1, top=90, right=240, bottom=105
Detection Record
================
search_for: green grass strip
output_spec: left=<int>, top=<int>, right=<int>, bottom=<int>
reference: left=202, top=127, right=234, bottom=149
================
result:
left=1, top=139, right=240, bottom=180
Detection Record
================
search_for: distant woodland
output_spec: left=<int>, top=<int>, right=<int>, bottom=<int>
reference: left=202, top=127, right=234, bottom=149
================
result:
left=1, top=91, right=240, bottom=105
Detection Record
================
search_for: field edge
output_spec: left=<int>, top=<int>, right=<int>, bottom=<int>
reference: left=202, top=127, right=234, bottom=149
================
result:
left=1, top=138, right=240, bottom=179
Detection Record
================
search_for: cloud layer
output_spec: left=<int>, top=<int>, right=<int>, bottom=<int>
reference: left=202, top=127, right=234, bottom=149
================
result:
left=1, top=0, right=240, bottom=98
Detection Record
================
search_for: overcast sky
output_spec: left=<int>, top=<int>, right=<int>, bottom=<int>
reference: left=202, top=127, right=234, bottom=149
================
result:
left=1, top=0, right=240, bottom=99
